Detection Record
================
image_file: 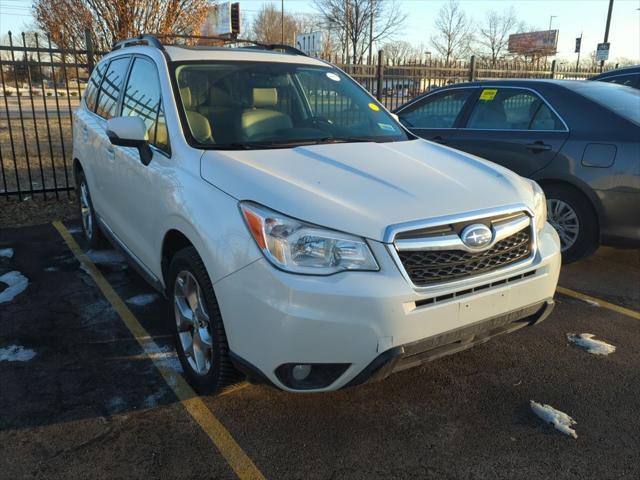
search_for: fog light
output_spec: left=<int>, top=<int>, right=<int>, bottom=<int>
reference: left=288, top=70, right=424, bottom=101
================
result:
left=275, top=363, right=350, bottom=390
left=292, top=364, right=312, bottom=381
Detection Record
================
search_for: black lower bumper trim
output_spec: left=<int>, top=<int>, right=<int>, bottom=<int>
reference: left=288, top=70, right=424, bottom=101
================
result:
left=344, top=299, right=555, bottom=388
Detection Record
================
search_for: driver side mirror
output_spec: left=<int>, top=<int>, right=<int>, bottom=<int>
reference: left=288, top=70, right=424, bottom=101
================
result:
left=106, top=116, right=152, bottom=166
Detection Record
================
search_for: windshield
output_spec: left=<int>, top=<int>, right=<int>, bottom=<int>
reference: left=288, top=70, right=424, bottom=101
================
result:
left=569, top=81, right=640, bottom=125
left=173, top=61, right=411, bottom=149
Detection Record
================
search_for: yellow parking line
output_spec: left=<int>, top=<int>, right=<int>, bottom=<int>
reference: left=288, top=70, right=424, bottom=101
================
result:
left=557, top=286, right=640, bottom=320
left=52, top=221, right=266, bottom=480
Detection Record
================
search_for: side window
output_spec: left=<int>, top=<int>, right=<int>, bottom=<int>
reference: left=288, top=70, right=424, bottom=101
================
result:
left=121, top=57, right=168, bottom=151
left=467, top=89, right=564, bottom=131
left=95, top=57, right=130, bottom=119
left=84, top=61, right=107, bottom=112
left=398, top=90, right=472, bottom=128
left=604, top=74, right=639, bottom=89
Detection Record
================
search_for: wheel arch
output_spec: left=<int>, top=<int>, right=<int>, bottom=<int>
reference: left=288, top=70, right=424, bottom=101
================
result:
left=535, top=177, right=601, bottom=238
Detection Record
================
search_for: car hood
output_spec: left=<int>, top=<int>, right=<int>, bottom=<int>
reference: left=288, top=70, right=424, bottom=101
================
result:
left=200, top=139, right=534, bottom=242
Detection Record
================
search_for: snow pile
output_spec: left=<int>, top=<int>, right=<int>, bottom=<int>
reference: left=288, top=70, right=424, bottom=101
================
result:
left=530, top=400, right=578, bottom=439
left=86, top=250, right=126, bottom=265
left=567, top=333, right=616, bottom=356
left=0, top=345, right=37, bottom=362
left=0, top=271, right=29, bottom=304
left=0, top=248, right=14, bottom=258
left=126, top=293, right=159, bottom=306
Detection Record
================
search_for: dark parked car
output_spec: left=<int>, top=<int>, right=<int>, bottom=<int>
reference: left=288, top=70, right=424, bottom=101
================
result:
left=395, top=79, right=640, bottom=262
left=589, top=65, right=640, bottom=89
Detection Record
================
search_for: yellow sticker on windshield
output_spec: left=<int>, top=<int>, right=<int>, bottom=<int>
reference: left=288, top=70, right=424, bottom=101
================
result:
left=479, top=89, right=498, bottom=101
left=368, top=102, right=380, bottom=111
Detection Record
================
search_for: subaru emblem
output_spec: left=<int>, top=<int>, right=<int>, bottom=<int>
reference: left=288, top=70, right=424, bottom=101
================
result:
left=460, top=224, right=493, bottom=249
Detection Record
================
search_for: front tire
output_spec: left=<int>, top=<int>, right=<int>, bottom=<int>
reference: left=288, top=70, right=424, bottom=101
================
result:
left=544, top=185, right=598, bottom=263
left=168, top=247, right=240, bottom=393
left=75, top=169, right=106, bottom=249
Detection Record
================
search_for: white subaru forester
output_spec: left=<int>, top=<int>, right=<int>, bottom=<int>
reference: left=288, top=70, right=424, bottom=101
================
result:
left=73, top=36, right=561, bottom=393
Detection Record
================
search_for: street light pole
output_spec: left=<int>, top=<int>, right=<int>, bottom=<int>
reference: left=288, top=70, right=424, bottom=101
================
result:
left=281, top=0, right=284, bottom=44
left=601, top=0, right=614, bottom=71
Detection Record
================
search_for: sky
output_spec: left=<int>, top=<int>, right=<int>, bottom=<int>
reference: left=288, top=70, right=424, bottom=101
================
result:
left=1, top=0, right=639, bottom=62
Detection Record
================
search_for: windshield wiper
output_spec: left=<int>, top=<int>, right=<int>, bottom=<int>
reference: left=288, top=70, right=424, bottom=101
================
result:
left=218, top=136, right=387, bottom=150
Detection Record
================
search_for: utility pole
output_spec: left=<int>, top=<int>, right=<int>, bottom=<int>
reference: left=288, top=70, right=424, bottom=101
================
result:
left=281, top=0, right=284, bottom=44
left=601, top=0, right=614, bottom=71
left=368, top=0, right=375, bottom=65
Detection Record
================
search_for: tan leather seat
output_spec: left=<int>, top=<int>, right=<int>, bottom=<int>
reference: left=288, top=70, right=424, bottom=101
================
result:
left=241, top=88, right=292, bottom=141
left=180, top=87, right=214, bottom=143
left=198, top=86, right=241, bottom=144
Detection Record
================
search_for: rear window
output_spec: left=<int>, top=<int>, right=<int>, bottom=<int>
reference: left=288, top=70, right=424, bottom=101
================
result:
left=571, top=82, right=640, bottom=125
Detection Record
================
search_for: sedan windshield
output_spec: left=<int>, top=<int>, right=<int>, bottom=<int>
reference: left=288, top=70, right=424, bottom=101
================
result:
left=173, top=61, right=411, bottom=149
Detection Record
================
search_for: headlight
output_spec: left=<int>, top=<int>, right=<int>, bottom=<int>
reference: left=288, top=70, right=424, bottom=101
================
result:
left=240, top=202, right=379, bottom=275
left=528, top=179, right=547, bottom=232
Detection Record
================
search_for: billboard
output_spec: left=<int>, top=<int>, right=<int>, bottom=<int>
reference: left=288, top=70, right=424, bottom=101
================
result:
left=508, top=30, right=559, bottom=56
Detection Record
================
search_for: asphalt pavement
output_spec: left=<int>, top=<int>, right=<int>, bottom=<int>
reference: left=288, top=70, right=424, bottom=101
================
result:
left=1, top=222, right=639, bottom=479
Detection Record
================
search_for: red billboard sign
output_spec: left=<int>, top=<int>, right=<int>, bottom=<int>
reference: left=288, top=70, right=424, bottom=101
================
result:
left=508, top=30, right=559, bottom=55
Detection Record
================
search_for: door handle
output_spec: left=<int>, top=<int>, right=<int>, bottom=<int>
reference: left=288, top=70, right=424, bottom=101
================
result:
left=525, top=141, right=552, bottom=152
left=431, top=136, right=448, bottom=145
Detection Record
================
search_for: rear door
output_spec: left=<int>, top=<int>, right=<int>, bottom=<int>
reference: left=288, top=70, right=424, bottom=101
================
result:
left=451, top=87, right=570, bottom=176
left=396, top=88, right=475, bottom=146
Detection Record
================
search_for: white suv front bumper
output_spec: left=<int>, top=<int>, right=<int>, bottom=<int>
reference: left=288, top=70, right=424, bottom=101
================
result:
left=215, top=223, right=561, bottom=392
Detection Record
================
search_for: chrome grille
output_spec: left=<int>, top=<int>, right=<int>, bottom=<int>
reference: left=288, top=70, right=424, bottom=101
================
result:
left=392, top=210, right=534, bottom=287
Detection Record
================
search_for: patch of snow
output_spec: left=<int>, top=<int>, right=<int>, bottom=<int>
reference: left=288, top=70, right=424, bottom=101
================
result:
left=0, top=345, right=37, bottom=362
left=530, top=400, right=577, bottom=439
left=126, top=293, right=159, bottom=306
left=581, top=298, right=600, bottom=307
left=567, top=333, right=616, bottom=356
left=0, top=271, right=29, bottom=304
left=66, top=226, right=83, bottom=234
left=0, top=248, right=14, bottom=258
left=86, top=249, right=126, bottom=265
left=144, top=390, right=167, bottom=409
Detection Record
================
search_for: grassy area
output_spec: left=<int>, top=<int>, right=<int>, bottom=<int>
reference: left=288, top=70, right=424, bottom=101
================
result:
left=0, top=115, right=74, bottom=198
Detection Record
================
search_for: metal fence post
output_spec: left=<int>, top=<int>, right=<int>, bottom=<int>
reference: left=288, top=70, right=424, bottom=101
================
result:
left=550, top=59, right=556, bottom=79
left=84, top=28, right=95, bottom=73
left=376, top=49, right=384, bottom=101
left=469, top=55, right=476, bottom=81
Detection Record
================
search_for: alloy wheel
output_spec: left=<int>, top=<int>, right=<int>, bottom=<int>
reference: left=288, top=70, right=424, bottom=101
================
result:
left=547, top=198, right=580, bottom=252
left=173, top=270, right=213, bottom=376
left=79, top=181, right=93, bottom=239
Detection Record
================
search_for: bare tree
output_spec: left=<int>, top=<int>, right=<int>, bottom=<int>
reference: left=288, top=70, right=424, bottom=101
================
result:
left=312, top=0, right=407, bottom=63
left=33, top=0, right=213, bottom=52
left=477, top=7, right=518, bottom=66
left=383, top=40, right=422, bottom=64
left=430, top=0, right=474, bottom=65
left=249, top=4, right=323, bottom=46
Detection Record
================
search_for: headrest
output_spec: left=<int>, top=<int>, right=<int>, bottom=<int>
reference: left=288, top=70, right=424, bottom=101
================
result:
left=252, top=88, right=278, bottom=108
left=180, top=87, right=192, bottom=109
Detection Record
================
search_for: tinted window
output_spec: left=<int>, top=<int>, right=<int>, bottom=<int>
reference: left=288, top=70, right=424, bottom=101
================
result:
left=121, top=57, right=168, bottom=151
left=602, top=74, right=640, bottom=89
left=84, top=61, right=107, bottom=112
left=95, top=57, right=130, bottom=119
left=570, top=81, right=640, bottom=125
left=467, top=88, right=564, bottom=130
left=399, top=90, right=472, bottom=128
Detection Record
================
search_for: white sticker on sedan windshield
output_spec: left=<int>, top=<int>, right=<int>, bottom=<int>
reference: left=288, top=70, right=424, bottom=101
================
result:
left=378, top=123, right=395, bottom=131
left=326, top=72, right=341, bottom=81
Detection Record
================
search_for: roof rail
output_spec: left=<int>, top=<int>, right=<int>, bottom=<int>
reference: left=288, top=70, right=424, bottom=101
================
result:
left=112, top=35, right=164, bottom=51
left=111, top=33, right=307, bottom=56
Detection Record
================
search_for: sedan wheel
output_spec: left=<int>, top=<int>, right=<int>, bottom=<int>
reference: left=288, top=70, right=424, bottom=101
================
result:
left=546, top=198, right=580, bottom=252
left=174, top=270, right=213, bottom=376
left=79, top=180, right=93, bottom=239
